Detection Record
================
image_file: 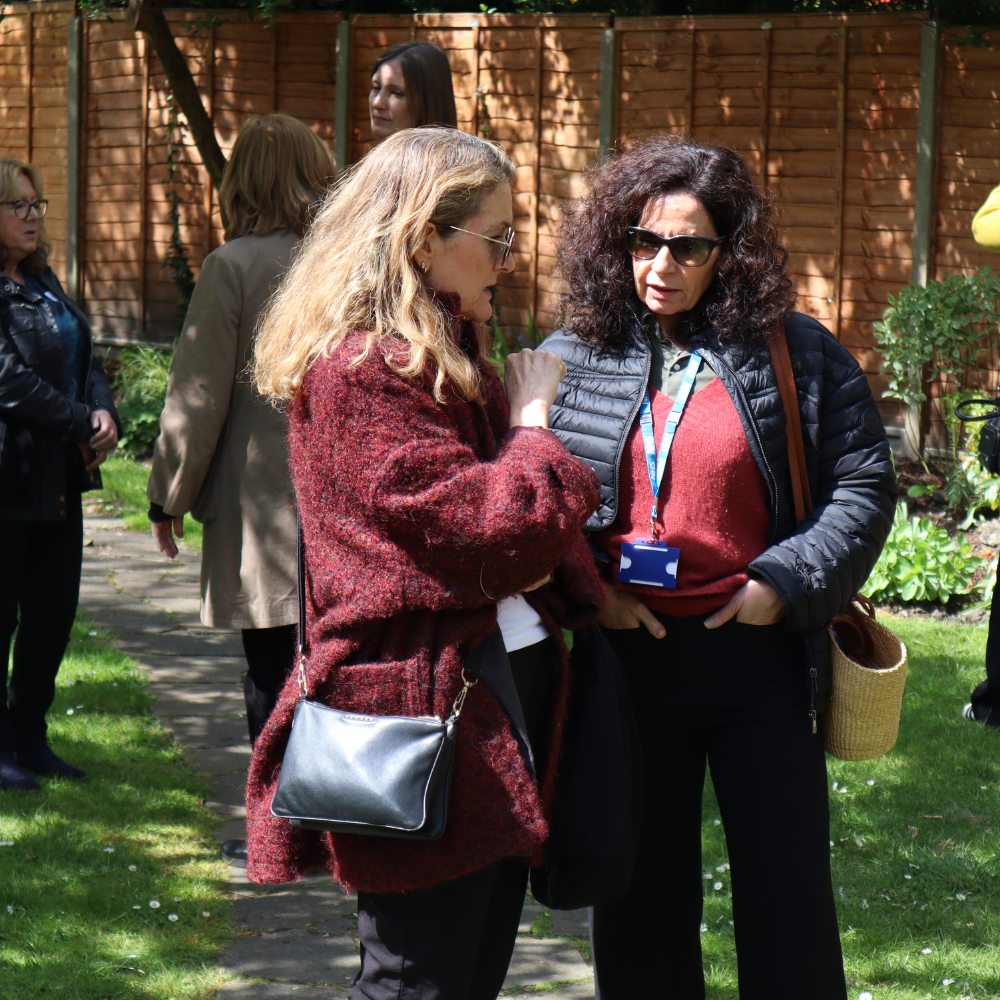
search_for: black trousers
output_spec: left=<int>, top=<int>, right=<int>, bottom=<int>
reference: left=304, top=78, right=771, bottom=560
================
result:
left=592, top=615, right=845, bottom=1000
left=353, top=637, right=555, bottom=1000
left=0, top=498, right=84, bottom=753
left=969, top=582, right=1000, bottom=725
left=241, top=624, right=296, bottom=745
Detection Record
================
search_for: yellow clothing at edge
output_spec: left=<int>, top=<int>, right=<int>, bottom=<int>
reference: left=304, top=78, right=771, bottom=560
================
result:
left=972, top=183, right=1000, bottom=252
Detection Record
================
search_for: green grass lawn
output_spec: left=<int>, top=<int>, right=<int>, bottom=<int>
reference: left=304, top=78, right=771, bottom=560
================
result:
left=0, top=620, right=230, bottom=999
left=697, top=616, right=999, bottom=1000
left=90, top=456, right=202, bottom=550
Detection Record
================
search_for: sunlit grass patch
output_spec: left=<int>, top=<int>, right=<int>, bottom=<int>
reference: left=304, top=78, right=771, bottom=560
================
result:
left=0, top=620, right=230, bottom=999
left=700, top=617, right=999, bottom=1000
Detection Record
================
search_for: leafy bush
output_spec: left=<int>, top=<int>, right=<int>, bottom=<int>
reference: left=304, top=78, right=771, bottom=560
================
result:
left=114, top=345, right=171, bottom=457
left=873, top=269, right=1000, bottom=409
left=863, top=501, right=988, bottom=604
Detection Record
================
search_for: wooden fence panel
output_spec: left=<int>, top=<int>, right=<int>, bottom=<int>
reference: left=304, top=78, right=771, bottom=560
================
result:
left=0, top=1, right=73, bottom=285
left=2, top=6, right=998, bottom=423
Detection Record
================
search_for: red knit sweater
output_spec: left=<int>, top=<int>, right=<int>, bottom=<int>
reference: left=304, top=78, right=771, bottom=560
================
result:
left=596, top=378, right=769, bottom=616
left=245, top=330, right=603, bottom=892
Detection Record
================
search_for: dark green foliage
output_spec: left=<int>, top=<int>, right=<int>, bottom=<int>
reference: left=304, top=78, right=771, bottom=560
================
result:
left=77, top=0, right=1000, bottom=29
left=113, top=346, right=171, bottom=458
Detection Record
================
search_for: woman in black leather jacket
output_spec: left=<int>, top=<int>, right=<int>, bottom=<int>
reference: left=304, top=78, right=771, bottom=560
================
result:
left=541, top=137, right=897, bottom=999
left=0, top=159, right=120, bottom=791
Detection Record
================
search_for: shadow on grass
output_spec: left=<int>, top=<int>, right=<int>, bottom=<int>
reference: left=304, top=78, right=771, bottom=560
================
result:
left=0, top=620, right=231, bottom=1000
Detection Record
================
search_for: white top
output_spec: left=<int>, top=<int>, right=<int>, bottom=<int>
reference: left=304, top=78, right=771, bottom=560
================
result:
left=496, top=594, right=550, bottom=653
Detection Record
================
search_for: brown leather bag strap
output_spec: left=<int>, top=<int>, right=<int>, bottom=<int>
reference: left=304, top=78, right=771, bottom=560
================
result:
left=768, top=318, right=813, bottom=525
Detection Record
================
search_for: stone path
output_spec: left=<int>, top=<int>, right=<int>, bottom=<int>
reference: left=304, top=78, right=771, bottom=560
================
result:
left=79, top=514, right=595, bottom=999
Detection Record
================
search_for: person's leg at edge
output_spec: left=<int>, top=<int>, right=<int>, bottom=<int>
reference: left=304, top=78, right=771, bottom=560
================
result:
left=969, top=580, right=1000, bottom=725
left=354, top=858, right=527, bottom=1000
left=10, top=493, right=86, bottom=779
left=0, top=520, right=39, bottom=790
left=241, top=624, right=297, bottom=745
left=706, top=630, right=845, bottom=1000
left=591, top=623, right=708, bottom=1000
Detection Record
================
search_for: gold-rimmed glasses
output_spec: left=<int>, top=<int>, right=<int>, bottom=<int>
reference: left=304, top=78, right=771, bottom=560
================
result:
left=446, top=224, right=515, bottom=268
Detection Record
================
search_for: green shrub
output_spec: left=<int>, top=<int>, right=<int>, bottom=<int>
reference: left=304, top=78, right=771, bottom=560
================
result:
left=863, top=501, right=988, bottom=604
left=873, top=269, right=1000, bottom=410
left=114, top=345, right=171, bottom=458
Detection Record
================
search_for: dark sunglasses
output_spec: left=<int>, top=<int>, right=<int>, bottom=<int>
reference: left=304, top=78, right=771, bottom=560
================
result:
left=625, top=226, right=726, bottom=266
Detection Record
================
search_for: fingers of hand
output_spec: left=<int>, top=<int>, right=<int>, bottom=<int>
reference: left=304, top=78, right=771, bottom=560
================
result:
left=704, top=595, right=741, bottom=629
left=636, top=604, right=666, bottom=638
left=174, top=517, right=185, bottom=538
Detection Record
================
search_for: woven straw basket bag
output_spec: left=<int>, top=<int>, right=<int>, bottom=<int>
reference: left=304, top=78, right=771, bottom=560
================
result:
left=768, top=322, right=907, bottom=762
left=823, top=597, right=907, bottom=761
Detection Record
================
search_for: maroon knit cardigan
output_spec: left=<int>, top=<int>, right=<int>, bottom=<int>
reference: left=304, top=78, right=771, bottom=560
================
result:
left=245, top=327, right=603, bottom=892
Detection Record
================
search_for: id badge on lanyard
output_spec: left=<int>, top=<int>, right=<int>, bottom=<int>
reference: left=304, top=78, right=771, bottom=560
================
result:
left=617, top=350, right=702, bottom=590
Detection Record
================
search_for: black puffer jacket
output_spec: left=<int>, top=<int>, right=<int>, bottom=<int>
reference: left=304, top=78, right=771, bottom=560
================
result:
left=541, top=311, right=898, bottom=715
left=0, top=267, right=120, bottom=521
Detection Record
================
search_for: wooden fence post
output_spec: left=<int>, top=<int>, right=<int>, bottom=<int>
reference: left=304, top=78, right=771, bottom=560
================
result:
left=759, top=21, right=771, bottom=189
left=25, top=11, right=33, bottom=163
left=65, top=16, right=84, bottom=304
left=912, top=19, right=940, bottom=290
left=529, top=26, right=544, bottom=326
left=334, top=18, right=352, bottom=171
left=598, top=27, right=618, bottom=160
left=830, top=22, right=848, bottom=341
left=904, top=18, right=941, bottom=459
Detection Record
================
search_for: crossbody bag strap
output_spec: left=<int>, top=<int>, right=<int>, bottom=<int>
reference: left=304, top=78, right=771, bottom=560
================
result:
left=294, top=515, right=478, bottom=720
left=296, top=516, right=309, bottom=698
left=768, top=318, right=813, bottom=525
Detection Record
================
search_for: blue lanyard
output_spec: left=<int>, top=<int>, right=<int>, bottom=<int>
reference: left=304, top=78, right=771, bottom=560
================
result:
left=639, top=349, right=702, bottom=540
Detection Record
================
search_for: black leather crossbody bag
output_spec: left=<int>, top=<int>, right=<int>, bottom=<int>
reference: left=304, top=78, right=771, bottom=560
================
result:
left=270, top=525, right=479, bottom=840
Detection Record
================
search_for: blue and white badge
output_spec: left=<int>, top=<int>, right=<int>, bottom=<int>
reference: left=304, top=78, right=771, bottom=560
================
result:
left=615, top=349, right=703, bottom=591
left=618, top=539, right=681, bottom=588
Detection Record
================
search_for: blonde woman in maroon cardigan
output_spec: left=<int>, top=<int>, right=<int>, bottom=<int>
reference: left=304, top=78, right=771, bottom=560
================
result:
left=251, top=128, right=603, bottom=999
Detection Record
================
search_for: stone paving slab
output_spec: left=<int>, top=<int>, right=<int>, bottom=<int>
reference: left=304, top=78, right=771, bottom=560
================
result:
left=221, top=931, right=360, bottom=987
left=234, top=889, right=357, bottom=933
left=160, top=714, right=248, bottom=749
left=216, top=984, right=348, bottom=999
left=188, top=746, right=253, bottom=777
left=140, top=654, right=247, bottom=684
left=146, top=684, right=246, bottom=716
left=503, top=939, right=592, bottom=988
left=79, top=515, right=594, bottom=999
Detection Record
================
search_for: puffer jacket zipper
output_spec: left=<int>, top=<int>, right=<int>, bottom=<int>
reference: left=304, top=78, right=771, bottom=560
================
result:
left=699, top=348, right=781, bottom=543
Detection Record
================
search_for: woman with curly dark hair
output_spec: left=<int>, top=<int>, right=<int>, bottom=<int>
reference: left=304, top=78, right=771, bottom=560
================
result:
left=540, top=136, right=897, bottom=998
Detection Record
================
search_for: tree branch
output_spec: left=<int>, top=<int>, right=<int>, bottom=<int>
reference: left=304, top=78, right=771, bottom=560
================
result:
left=128, top=0, right=226, bottom=189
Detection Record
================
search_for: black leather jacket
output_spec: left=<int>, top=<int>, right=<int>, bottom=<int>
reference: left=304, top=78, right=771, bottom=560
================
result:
left=541, top=311, right=899, bottom=716
left=0, top=267, right=120, bottom=521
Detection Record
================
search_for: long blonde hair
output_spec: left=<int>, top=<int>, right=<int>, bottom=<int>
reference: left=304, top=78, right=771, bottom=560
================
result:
left=254, top=127, right=516, bottom=404
left=0, top=159, right=52, bottom=276
left=219, top=113, right=336, bottom=241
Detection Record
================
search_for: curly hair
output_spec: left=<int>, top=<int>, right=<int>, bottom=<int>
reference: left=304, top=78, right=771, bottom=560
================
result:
left=556, top=135, right=795, bottom=351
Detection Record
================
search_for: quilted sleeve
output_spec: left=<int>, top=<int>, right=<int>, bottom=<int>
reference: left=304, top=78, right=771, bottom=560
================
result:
left=749, top=323, right=899, bottom=630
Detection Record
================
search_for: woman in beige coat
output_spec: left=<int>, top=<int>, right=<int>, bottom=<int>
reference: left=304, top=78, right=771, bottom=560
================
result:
left=147, top=113, right=334, bottom=863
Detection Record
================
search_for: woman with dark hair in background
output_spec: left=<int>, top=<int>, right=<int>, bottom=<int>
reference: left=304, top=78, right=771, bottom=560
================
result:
left=541, top=135, right=898, bottom=998
left=0, top=158, right=121, bottom=790
left=369, top=39, right=458, bottom=140
left=147, top=113, right=335, bottom=865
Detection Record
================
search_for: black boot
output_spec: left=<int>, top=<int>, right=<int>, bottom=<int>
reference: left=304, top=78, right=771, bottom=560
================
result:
left=0, top=751, right=40, bottom=791
left=221, top=840, right=247, bottom=867
left=16, top=745, right=87, bottom=781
